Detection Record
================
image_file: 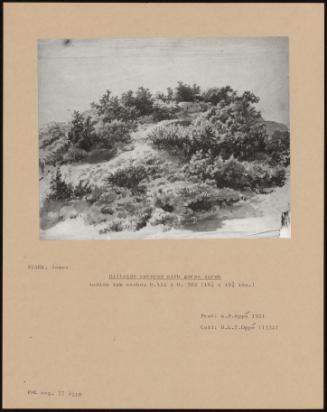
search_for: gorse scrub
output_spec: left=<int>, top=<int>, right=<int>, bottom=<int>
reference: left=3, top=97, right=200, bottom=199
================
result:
left=40, top=82, right=290, bottom=234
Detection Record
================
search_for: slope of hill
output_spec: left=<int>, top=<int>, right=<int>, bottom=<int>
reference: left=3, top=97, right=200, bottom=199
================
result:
left=263, top=120, right=289, bottom=136
left=39, top=85, right=290, bottom=239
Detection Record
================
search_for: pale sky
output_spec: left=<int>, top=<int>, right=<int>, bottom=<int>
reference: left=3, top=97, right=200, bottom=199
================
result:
left=38, top=37, right=289, bottom=126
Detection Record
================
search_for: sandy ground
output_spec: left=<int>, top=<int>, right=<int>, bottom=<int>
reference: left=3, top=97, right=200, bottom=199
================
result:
left=41, top=181, right=290, bottom=240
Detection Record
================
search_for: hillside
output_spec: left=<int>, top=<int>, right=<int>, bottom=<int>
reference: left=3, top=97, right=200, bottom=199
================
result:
left=263, top=120, right=289, bottom=136
left=39, top=83, right=290, bottom=239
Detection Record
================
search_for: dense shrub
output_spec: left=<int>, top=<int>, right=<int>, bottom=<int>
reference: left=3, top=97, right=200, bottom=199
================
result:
left=154, top=187, right=177, bottom=212
left=149, top=120, right=226, bottom=158
left=185, top=153, right=286, bottom=192
left=178, top=182, right=227, bottom=211
left=99, top=219, right=124, bottom=233
left=99, top=210, right=153, bottom=233
left=105, top=155, right=170, bottom=192
left=265, top=130, right=290, bottom=166
left=149, top=89, right=289, bottom=193
left=92, top=87, right=154, bottom=122
left=211, top=158, right=250, bottom=190
left=73, top=180, right=92, bottom=198
left=89, top=179, right=227, bottom=233
left=68, top=112, right=97, bottom=151
left=87, top=183, right=154, bottom=233
left=149, top=209, right=179, bottom=228
left=62, top=115, right=135, bottom=164
left=133, top=87, right=154, bottom=116
left=92, top=90, right=133, bottom=122
left=213, top=187, right=244, bottom=206
left=39, top=122, right=68, bottom=148
left=151, top=100, right=179, bottom=122
left=135, top=155, right=167, bottom=179
left=202, top=86, right=236, bottom=105
left=153, top=183, right=246, bottom=227
left=149, top=90, right=274, bottom=162
left=148, top=124, right=189, bottom=156
left=174, top=81, right=201, bottom=102
left=151, top=182, right=229, bottom=226
left=134, top=206, right=153, bottom=230
left=96, top=120, right=134, bottom=149
left=243, top=161, right=286, bottom=190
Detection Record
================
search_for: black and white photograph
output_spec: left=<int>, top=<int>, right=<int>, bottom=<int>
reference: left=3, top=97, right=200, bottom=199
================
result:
left=39, top=37, right=290, bottom=239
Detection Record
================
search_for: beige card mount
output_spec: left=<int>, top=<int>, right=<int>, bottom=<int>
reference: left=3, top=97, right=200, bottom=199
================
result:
left=3, top=3, right=324, bottom=409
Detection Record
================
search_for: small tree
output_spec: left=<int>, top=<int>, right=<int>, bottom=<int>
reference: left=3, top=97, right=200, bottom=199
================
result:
left=121, top=90, right=136, bottom=107
left=91, top=90, right=112, bottom=116
left=68, top=112, right=97, bottom=151
left=202, top=86, right=236, bottom=105
left=92, top=90, right=134, bottom=122
left=68, top=111, right=84, bottom=146
left=166, top=87, right=174, bottom=102
left=97, top=120, right=132, bottom=149
left=49, top=167, right=73, bottom=200
left=73, top=180, right=92, bottom=198
left=174, top=82, right=201, bottom=102
left=78, top=116, right=97, bottom=151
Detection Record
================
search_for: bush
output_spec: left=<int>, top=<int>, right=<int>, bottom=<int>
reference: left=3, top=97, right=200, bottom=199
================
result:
left=73, top=180, right=92, bottom=198
left=68, top=112, right=97, bottom=151
left=149, top=90, right=277, bottom=163
left=86, top=186, right=150, bottom=227
left=149, top=120, right=224, bottom=158
left=265, top=130, right=290, bottom=166
left=211, top=158, right=250, bottom=190
left=85, top=186, right=106, bottom=204
left=62, top=146, right=88, bottom=163
left=92, top=87, right=154, bottom=122
left=133, top=87, right=154, bottom=116
left=151, top=101, right=179, bottom=122
left=148, top=124, right=190, bottom=156
left=202, top=86, right=236, bottom=105
left=134, top=154, right=168, bottom=179
left=99, top=219, right=125, bottom=233
left=154, top=188, right=177, bottom=212
left=185, top=154, right=286, bottom=192
left=39, top=122, right=68, bottom=149
left=214, top=188, right=244, bottom=206
left=39, top=122, right=70, bottom=165
left=151, top=181, right=229, bottom=226
left=183, top=150, right=216, bottom=181
left=243, top=162, right=286, bottom=190
left=92, top=91, right=134, bottom=123
left=107, top=164, right=148, bottom=191
left=149, top=209, right=179, bottom=228
left=134, top=206, right=153, bottom=230
left=92, top=186, right=154, bottom=233
left=97, top=120, right=134, bottom=149
left=174, top=81, right=201, bottom=102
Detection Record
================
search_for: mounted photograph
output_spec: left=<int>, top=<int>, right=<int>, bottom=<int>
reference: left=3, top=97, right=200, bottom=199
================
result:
left=39, top=37, right=290, bottom=239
